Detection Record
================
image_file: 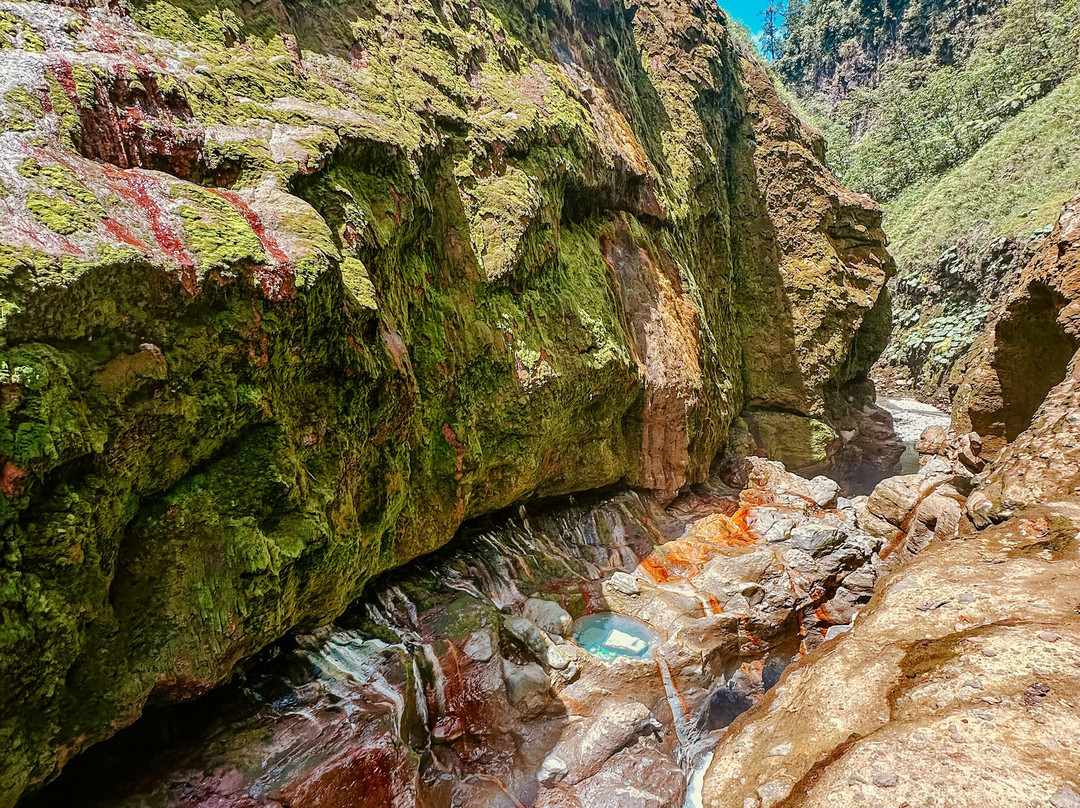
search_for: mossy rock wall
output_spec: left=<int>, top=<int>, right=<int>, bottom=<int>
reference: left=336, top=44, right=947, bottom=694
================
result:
left=0, top=0, right=891, bottom=801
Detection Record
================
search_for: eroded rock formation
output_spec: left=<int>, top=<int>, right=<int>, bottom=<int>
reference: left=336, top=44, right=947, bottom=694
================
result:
left=0, top=0, right=892, bottom=801
left=696, top=196, right=1080, bottom=808
left=951, top=194, right=1080, bottom=453
left=20, top=460, right=895, bottom=808
left=702, top=499, right=1080, bottom=808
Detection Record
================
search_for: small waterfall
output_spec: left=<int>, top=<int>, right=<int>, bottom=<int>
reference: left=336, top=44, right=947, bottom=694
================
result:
left=656, top=655, right=692, bottom=756
left=682, top=749, right=715, bottom=808
left=38, top=477, right=810, bottom=808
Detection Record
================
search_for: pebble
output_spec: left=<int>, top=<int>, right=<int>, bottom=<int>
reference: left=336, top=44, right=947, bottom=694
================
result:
left=981, top=648, right=998, bottom=657
left=538, top=755, right=568, bottom=786
left=766, top=742, right=793, bottom=757
left=958, top=593, right=975, bottom=604
left=964, top=678, right=983, bottom=689
left=1040, top=632, right=1061, bottom=643
left=1052, top=785, right=1080, bottom=808
left=872, top=772, right=898, bottom=788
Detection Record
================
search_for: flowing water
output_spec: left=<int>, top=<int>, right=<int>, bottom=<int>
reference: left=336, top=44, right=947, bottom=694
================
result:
left=879, top=396, right=951, bottom=473
left=29, top=469, right=881, bottom=808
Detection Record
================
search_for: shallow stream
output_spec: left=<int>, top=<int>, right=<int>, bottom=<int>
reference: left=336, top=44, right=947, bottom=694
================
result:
left=878, top=396, right=951, bottom=473
left=26, top=462, right=889, bottom=808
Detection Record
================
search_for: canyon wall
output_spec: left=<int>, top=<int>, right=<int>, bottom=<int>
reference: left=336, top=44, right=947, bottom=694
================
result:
left=0, top=0, right=890, bottom=801
left=700, top=193, right=1080, bottom=808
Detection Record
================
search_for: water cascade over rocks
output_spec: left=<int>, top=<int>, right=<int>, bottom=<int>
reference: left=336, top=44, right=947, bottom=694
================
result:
left=30, top=458, right=905, bottom=808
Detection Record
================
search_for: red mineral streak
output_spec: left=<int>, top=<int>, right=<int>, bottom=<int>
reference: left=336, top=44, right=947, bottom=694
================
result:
left=101, top=216, right=149, bottom=250
left=211, top=190, right=295, bottom=302
left=112, top=170, right=197, bottom=293
left=10, top=215, right=83, bottom=256
left=278, top=739, right=399, bottom=808
left=50, top=61, right=79, bottom=104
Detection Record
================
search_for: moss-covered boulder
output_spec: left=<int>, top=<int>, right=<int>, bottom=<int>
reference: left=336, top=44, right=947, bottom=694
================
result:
left=0, top=0, right=891, bottom=801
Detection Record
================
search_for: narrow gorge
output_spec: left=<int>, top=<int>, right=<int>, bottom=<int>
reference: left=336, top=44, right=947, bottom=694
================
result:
left=0, top=0, right=1076, bottom=806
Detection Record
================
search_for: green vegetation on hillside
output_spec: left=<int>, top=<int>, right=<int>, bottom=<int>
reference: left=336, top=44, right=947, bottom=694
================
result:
left=772, top=0, right=1080, bottom=397
left=885, top=72, right=1080, bottom=272
left=780, top=0, right=1080, bottom=201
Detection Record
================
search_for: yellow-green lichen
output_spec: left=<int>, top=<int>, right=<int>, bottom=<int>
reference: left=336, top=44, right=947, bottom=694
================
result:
left=44, top=71, right=81, bottom=148
left=26, top=191, right=102, bottom=235
left=173, top=185, right=266, bottom=270
left=19, top=159, right=103, bottom=214
left=340, top=257, right=378, bottom=310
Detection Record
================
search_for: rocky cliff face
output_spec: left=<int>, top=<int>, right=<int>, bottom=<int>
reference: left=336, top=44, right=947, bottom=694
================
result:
left=697, top=194, right=1080, bottom=808
left=951, top=194, right=1080, bottom=455
left=778, top=0, right=1005, bottom=112
left=0, top=0, right=891, bottom=801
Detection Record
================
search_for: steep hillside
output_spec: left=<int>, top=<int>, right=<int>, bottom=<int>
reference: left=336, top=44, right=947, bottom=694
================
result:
left=880, top=74, right=1080, bottom=403
left=779, top=0, right=1005, bottom=112
left=0, top=0, right=891, bottom=802
left=778, top=0, right=1080, bottom=400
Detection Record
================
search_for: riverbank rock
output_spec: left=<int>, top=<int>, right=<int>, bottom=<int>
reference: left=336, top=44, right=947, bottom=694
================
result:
left=701, top=499, right=1080, bottom=808
left=0, top=0, right=893, bottom=800
left=968, top=349, right=1080, bottom=525
left=951, top=194, right=1080, bottom=453
left=916, top=425, right=985, bottom=476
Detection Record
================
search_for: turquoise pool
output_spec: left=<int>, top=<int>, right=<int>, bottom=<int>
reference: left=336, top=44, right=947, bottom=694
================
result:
left=572, top=612, right=663, bottom=660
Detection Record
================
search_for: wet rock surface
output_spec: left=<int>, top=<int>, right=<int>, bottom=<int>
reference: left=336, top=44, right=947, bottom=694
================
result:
left=702, top=498, right=1080, bottom=808
left=27, top=460, right=896, bottom=808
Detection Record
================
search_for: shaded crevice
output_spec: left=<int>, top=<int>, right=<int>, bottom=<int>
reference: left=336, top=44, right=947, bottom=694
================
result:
left=988, top=280, right=1077, bottom=440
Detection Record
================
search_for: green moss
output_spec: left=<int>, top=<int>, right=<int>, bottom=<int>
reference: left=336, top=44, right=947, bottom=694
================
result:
left=339, top=257, right=378, bottom=310
left=746, top=409, right=838, bottom=472
left=0, top=12, right=16, bottom=41
left=3, top=87, right=44, bottom=132
left=172, top=185, right=266, bottom=270
left=0, top=1, right=882, bottom=803
left=0, top=10, right=44, bottom=51
left=26, top=191, right=102, bottom=235
left=19, top=159, right=103, bottom=213
left=44, top=70, right=81, bottom=148
left=22, top=29, right=44, bottom=52
left=70, top=64, right=97, bottom=106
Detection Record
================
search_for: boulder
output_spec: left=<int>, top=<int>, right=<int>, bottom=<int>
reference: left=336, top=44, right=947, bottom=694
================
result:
left=541, top=702, right=662, bottom=786
left=501, top=660, right=551, bottom=719
left=702, top=501, right=1080, bottom=808
left=806, top=476, right=841, bottom=508
left=866, top=473, right=949, bottom=527
left=523, top=598, right=573, bottom=638
left=915, top=424, right=950, bottom=456
left=537, top=738, right=686, bottom=808
left=605, top=572, right=641, bottom=597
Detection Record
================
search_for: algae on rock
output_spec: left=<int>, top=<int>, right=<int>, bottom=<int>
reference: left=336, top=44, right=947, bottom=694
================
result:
left=0, top=0, right=891, bottom=801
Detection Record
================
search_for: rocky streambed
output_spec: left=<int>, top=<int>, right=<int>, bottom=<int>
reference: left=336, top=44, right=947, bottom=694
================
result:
left=22, top=404, right=1080, bottom=808
left=27, top=456, right=910, bottom=808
